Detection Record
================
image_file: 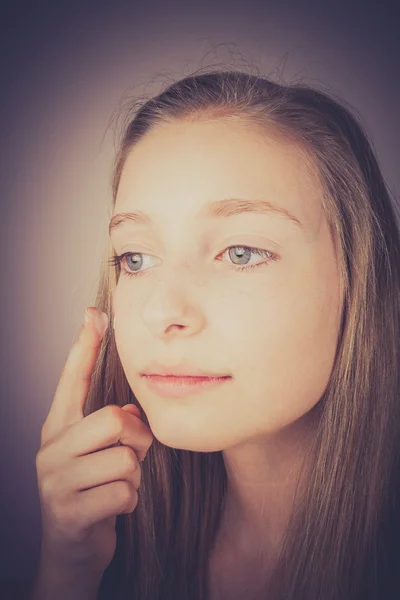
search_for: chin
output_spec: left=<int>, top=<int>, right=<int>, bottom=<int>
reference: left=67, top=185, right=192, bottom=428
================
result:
left=148, top=421, right=228, bottom=453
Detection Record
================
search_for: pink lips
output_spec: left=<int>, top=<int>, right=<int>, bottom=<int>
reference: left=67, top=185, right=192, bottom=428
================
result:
left=141, top=374, right=232, bottom=398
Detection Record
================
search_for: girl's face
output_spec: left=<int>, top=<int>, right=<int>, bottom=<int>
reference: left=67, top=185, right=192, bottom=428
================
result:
left=110, top=119, right=343, bottom=452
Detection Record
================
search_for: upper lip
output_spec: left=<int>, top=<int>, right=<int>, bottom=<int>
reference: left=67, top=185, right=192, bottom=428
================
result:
left=141, top=360, right=230, bottom=378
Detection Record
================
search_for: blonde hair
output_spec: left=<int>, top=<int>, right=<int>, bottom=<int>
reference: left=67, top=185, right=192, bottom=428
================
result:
left=85, top=67, right=400, bottom=600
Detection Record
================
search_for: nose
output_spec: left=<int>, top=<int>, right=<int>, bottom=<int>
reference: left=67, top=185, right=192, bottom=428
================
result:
left=140, top=270, right=205, bottom=338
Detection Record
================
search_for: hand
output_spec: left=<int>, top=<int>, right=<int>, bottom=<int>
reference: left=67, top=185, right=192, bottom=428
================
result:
left=35, top=307, right=153, bottom=576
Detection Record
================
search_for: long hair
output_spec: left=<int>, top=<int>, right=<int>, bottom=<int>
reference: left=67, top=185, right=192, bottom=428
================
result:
left=84, top=67, right=400, bottom=600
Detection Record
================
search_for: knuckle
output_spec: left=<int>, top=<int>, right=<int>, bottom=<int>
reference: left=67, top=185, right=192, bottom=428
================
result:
left=39, top=472, right=56, bottom=501
left=40, top=468, right=69, bottom=504
left=35, top=448, right=46, bottom=473
left=115, top=480, right=130, bottom=505
left=40, top=420, right=54, bottom=447
left=129, top=493, right=138, bottom=513
left=105, top=404, right=124, bottom=433
left=116, top=481, right=137, bottom=513
left=119, top=446, right=137, bottom=475
left=135, top=467, right=142, bottom=491
left=105, top=403, right=121, bottom=418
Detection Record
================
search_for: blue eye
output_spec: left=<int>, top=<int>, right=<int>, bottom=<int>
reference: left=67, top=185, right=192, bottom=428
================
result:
left=108, top=245, right=278, bottom=278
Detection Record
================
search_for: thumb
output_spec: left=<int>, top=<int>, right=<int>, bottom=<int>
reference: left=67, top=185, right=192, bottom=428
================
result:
left=121, top=403, right=142, bottom=417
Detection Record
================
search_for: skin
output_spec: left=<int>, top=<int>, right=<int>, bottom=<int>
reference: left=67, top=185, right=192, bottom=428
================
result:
left=109, top=118, right=343, bottom=592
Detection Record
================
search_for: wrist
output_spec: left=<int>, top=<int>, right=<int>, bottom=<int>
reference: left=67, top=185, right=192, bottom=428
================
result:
left=30, top=556, right=103, bottom=600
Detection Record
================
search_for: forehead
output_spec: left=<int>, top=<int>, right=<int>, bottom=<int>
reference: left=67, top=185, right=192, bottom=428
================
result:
left=115, top=119, right=323, bottom=232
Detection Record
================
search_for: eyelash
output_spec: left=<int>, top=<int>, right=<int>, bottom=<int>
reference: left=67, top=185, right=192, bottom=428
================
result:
left=108, top=245, right=279, bottom=279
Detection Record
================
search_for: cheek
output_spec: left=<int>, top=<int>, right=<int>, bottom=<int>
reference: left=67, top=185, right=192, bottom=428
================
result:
left=112, top=289, right=141, bottom=370
left=220, top=277, right=341, bottom=430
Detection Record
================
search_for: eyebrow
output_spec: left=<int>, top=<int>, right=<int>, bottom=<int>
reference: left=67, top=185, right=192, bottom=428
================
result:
left=108, top=197, right=303, bottom=236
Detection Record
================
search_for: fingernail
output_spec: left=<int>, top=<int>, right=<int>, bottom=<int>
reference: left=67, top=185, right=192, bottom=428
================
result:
left=85, top=307, right=108, bottom=336
left=96, top=311, right=109, bottom=336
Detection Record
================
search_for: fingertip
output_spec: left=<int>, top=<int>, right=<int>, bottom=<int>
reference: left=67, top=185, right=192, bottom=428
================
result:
left=97, top=311, right=109, bottom=336
left=122, top=404, right=142, bottom=414
left=85, top=307, right=109, bottom=337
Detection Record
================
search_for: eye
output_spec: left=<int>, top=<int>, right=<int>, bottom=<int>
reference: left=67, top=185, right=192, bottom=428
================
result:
left=108, top=245, right=279, bottom=278
left=218, top=245, right=278, bottom=272
left=108, top=252, right=157, bottom=278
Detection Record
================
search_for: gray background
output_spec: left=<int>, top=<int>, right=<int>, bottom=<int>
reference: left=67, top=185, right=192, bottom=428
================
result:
left=0, top=0, right=398, bottom=586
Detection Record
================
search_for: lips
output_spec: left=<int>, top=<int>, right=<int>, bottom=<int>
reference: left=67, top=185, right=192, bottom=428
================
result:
left=141, top=373, right=232, bottom=398
left=141, top=374, right=230, bottom=383
left=141, top=360, right=230, bottom=378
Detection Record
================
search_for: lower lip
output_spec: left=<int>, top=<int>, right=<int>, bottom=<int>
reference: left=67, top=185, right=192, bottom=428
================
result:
left=141, top=375, right=231, bottom=398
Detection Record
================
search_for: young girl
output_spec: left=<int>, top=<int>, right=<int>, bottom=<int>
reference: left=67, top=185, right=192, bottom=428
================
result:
left=32, top=69, right=400, bottom=600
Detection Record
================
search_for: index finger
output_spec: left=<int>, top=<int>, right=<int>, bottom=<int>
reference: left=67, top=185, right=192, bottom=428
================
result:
left=41, top=307, right=109, bottom=445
